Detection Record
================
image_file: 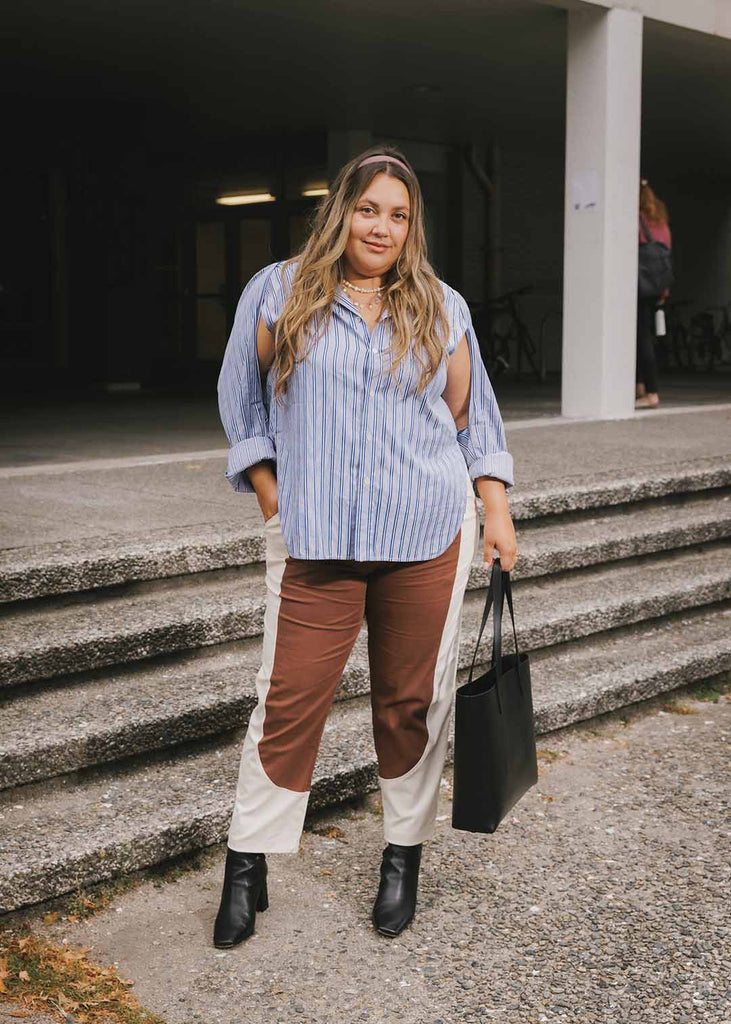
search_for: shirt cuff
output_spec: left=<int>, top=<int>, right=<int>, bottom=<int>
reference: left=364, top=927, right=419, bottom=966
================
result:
left=225, top=436, right=277, bottom=493
left=467, top=452, right=514, bottom=495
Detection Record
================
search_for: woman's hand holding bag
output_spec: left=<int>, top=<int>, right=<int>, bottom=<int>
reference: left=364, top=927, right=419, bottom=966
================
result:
left=478, top=478, right=517, bottom=571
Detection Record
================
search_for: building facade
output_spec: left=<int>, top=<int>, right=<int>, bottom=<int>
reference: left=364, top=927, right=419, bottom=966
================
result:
left=2, top=0, right=730, bottom=415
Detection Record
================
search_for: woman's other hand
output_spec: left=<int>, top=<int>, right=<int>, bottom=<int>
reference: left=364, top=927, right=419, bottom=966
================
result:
left=475, top=477, right=518, bottom=572
left=244, top=460, right=279, bottom=524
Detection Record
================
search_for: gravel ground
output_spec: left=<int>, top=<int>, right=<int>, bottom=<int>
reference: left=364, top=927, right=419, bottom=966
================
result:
left=6, top=685, right=731, bottom=1024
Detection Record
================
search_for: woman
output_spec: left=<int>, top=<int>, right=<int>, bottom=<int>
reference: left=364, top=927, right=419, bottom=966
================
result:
left=214, top=145, right=517, bottom=948
left=636, top=178, right=672, bottom=409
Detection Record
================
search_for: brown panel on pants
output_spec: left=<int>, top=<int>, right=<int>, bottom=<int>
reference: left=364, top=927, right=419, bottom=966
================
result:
left=259, top=558, right=367, bottom=792
left=258, top=527, right=463, bottom=792
left=365, top=527, right=462, bottom=778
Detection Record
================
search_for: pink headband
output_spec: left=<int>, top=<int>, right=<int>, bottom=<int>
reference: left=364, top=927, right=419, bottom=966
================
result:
left=357, top=154, right=411, bottom=175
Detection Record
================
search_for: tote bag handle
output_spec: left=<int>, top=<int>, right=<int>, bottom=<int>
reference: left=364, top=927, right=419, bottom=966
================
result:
left=467, top=561, right=521, bottom=702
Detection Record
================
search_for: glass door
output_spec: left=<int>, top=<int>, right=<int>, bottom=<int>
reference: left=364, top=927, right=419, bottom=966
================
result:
left=190, top=205, right=313, bottom=365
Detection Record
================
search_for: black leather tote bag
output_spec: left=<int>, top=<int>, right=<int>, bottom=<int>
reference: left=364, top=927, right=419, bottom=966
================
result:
left=452, top=560, right=538, bottom=834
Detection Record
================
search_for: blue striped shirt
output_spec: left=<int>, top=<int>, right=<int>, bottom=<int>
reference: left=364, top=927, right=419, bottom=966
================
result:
left=217, top=261, right=513, bottom=561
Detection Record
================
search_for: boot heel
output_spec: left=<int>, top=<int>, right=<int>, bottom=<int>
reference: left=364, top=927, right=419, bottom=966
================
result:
left=256, top=878, right=269, bottom=912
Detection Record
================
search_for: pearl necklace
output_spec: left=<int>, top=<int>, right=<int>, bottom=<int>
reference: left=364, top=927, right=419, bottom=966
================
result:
left=343, top=279, right=384, bottom=293
left=342, top=279, right=385, bottom=312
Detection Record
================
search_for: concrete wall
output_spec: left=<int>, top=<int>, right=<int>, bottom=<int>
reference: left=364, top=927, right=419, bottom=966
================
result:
left=661, top=175, right=731, bottom=315
left=500, top=141, right=565, bottom=373
left=377, top=131, right=731, bottom=378
left=462, top=147, right=731, bottom=375
left=383, top=136, right=566, bottom=374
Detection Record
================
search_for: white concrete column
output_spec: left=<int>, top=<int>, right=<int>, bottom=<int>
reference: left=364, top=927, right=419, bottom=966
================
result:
left=561, top=7, right=643, bottom=419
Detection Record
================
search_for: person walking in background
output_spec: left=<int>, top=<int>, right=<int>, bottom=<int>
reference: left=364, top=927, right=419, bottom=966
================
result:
left=636, top=178, right=673, bottom=409
left=214, top=146, right=517, bottom=949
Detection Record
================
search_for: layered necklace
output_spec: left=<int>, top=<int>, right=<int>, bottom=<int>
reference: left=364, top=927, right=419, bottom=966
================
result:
left=342, top=278, right=386, bottom=312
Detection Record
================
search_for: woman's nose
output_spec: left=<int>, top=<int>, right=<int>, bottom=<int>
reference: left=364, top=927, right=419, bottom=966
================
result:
left=372, top=217, right=389, bottom=236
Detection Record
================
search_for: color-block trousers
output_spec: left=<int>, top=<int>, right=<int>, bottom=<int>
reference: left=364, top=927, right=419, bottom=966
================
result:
left=227, top=471, right=480, bottom=853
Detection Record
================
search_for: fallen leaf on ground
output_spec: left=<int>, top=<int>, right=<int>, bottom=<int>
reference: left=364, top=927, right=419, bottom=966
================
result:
left=661, top=702, right=698, bottom=715
left=63, top=949, right=90, bottom=962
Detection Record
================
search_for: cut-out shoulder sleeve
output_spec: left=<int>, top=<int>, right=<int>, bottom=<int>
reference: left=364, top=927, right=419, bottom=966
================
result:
left=260, top=260, right=296, bottom=332
left=440, top=282, right=515, bottom=493
left=216, top=262, right=283, bottom=493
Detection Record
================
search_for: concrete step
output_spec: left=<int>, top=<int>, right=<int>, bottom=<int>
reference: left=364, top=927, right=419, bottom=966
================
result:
left=0, top=632, right=370, bottom=790
left=2, top=543, right=730, bottom=789
left=2, top=461, right=729, bottom=603
left=513, top=459, right=730, bottom=520
left=0, top=522, right=265, bottom=604
left=513, top=489, right=730, bottom=579
left=2, top=601, right=729, bottom=913
left=2, top=497, right=730, bottom=688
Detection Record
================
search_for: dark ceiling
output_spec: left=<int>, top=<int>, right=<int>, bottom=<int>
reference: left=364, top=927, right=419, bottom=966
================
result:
left=4, top=0, right=564, bottom=148
left=3, top=0, right=731, bottom=168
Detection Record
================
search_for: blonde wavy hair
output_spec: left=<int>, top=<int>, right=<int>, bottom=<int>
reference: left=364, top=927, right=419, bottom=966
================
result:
left=269, top=145, right=448, bottom=403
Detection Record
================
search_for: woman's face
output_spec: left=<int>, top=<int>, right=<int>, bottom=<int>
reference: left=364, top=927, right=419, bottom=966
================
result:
left=343, top=172, right=411, bottom=281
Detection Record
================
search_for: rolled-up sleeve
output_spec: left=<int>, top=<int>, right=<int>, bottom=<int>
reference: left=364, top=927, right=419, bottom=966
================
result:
left=446, top=287, right=514, bottom=495
left=217, top=262, right=281, bottom=493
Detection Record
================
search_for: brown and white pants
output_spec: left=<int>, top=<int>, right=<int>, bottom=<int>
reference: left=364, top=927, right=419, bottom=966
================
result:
left=227, top=468, right=480, bottom=852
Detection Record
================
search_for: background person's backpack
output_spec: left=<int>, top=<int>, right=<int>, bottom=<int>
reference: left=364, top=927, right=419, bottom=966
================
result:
left=638, top=216, right=674, bottom=298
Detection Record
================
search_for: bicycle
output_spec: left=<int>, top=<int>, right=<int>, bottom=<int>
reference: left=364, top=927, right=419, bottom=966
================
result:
left=468, top=285, right=542, bottom=380
left=660, top=300, right=693, bottom=371
left=687, top=308, right=718, bottom=372
left=702, top=303, right=731, bottom=370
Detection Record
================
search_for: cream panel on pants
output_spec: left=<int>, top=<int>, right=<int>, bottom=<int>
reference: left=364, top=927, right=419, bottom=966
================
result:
left=379, top=478, right=478, bottom=845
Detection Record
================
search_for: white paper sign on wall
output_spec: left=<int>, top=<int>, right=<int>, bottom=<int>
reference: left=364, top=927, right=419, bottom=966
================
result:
left=571, top=171, right=600, bottom=212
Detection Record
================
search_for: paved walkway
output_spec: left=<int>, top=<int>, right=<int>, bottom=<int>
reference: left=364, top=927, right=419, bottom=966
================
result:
left=1, top=397, right=729, bottom=551
left=4, top=683, right=730, bottom=1024
left=1, top=377, right=730, bottom=469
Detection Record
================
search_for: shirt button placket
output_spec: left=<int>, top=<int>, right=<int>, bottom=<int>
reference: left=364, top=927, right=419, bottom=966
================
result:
left=359, top=330, right=376, bottom=560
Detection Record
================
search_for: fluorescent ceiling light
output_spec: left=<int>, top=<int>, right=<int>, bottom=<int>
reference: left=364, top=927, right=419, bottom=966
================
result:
left=216, top=192, right=276, bottom=206
left=302, top=187, right=329, bottom=197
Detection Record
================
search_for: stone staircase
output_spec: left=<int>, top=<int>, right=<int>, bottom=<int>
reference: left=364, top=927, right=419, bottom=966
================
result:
left=1, top=462, right=730, bottom=913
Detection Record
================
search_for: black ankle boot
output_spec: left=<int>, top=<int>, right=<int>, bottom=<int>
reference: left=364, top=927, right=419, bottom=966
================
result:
left=372, top=842, right=422, bottom=937
left=213, top=848, right=269, bottom=948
